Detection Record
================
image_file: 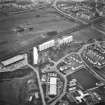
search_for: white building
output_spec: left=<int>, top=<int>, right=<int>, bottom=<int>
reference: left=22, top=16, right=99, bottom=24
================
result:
left=33, top=47, right=38, bottom=64
left=1, top=54, right=27, bottom=66
left=49, top=77, right=57, bottom=95
left=58, top=36, right=73, bottom=45
left=38, top=40, right=55, bottom=51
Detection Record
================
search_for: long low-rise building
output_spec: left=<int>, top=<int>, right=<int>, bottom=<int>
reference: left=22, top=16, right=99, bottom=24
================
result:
left=49, top=77, right=57, bottom=95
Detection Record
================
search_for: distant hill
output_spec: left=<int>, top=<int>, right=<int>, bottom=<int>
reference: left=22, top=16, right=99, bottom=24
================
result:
left=0, top=0, right=33, bottom=4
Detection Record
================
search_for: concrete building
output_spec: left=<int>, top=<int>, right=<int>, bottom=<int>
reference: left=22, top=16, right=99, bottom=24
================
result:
left=49, top=77, right=57, bottom=95
left=38, top=40, right=55, bottom=51
left=33, top=47, right=38, bottom=65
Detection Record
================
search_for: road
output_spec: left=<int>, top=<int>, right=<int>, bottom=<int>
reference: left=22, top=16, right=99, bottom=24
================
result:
left=82, top=56, right=105, bottom=81
left=28, top=64, right=46, bottom=105
left=77, top=41, right=105, bottom=81
left=52, top=2, right=87, bottom=24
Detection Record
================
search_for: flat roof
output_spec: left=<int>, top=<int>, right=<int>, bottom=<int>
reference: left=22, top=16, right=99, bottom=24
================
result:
left=50, top=77, right=57, bottom=85
left=49, top=77, right=57, bottom=95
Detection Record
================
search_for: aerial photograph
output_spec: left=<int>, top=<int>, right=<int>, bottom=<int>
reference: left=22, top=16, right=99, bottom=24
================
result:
left=1, top=0, right=105, bottom=105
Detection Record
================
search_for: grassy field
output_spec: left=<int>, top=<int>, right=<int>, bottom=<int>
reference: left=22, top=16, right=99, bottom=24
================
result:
left=0, top=7, right=78, bottom=60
